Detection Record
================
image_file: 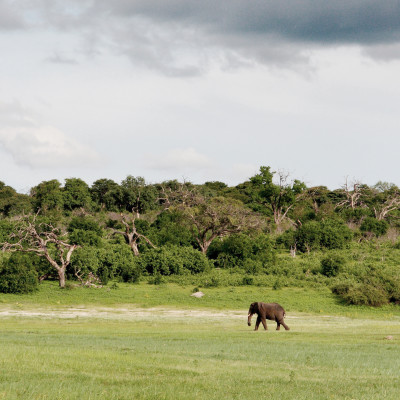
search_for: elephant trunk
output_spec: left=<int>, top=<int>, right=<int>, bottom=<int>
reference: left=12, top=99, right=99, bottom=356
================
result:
left=247, top=313, right=253, bottom=326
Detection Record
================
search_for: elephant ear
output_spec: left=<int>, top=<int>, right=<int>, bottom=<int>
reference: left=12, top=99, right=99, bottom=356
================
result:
left=249, top=302, right=258, bottom=314
left=258, top=302, right=265, bottom=312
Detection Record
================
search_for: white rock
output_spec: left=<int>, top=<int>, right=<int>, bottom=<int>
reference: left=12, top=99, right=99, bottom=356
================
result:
left=191, top=291, right=205, bottom=298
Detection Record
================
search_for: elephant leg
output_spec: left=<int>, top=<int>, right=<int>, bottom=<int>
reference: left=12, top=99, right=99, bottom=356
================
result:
left=282, top=322, right=290, bottom=331
left=278, top=318, right=290, bottom=331
left=261, top=317, right=268, bottom=330
left=255, top=316, right=261, bottom=331
left=276, top=321, right=281, bottom=330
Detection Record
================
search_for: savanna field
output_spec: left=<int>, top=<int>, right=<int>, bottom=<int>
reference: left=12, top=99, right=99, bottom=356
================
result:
left=1, top=172, right=400, bottom=398
left=2, top=0, right=400, bottom=398
left=1, top=282, right=400, bottom=400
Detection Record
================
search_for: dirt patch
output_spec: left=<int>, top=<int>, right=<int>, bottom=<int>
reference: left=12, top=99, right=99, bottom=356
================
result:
left=0, top=306, right=247, bottom=321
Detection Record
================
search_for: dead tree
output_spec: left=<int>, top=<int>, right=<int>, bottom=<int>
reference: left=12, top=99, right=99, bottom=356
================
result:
left=74, top=268, right=102, bottom=288
left=1, top=214, right=77, bottom=288
left=373, top=193, right=400, bottom=221
left=111, top=212, right=156, bottom=256
left=336, top=178, right=366, bottom=210
left=157, top=183, right=262, bottom=254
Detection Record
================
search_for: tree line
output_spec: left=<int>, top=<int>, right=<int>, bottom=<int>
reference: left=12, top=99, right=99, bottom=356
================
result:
left=0, top=167, right=399, bottom=305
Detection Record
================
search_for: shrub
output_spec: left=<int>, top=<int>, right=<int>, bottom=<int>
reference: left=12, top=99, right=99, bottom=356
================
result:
left=321, top=254, right=346, bottom=277
left=68, top=230, right=102, bottom=247
left=150, top=211, right=195, bottom=247
left=103, top=244, right=141, bottom=283
left=331, top=280, right=389, bottom=307
left=208, top=233, right=276, bottom=269
left=293, top=220, right=353, bottom=253
left=0, top=253, right=38, bottom=294
left=138, top=246, right=210, bottom=276
left=360, top=217, right=388, bottom=237
left=243, top=259, right=264, bottom=274
left=242, top=276, right=254, bottom=285
left=69, top=246, right=104, bottom=282
left=68, top=217, right=103, bottom=246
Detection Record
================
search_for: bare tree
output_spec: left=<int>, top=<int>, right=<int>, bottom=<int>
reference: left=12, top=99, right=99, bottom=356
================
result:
left=336, top=178, right=366, bottom=210
left=373, top=193, right=400, bottom=221
left=1, top=214, right=77, bottom=288
left=111, top=211, right=156, bottom=256
left=174, top=189, right=262, bottom=254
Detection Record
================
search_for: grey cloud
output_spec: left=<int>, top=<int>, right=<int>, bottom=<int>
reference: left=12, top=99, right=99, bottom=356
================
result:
left=0, top=0, right=25, bottom=30
left=5, top=1, right=400, bottom=75
left=98, top=0, right=400, bottom=45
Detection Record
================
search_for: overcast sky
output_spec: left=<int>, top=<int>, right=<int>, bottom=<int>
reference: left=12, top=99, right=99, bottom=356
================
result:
left=1, top=0, right=400, bottom=193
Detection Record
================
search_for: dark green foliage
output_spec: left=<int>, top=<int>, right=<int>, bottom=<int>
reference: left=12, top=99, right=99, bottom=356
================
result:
left=91, top=179, right=124, bottom=211
left=242, top=276, right=254, bottom=285
left=360, top=217, right=388, bottom=237
left=331, top=281, right=389, bottom=307
left=0, top=182, right=32, bottom=217
left=69, top=247, right=100, bottom=279
left=118, top=262, right=141, bottom=283
left=246, top=166, right=306, bottom=223
left=331, top=264, right=400, bottom=307
left=68, top=230, right=102, bottom=247
left=287, top=220, right=353, bottom=253
left=63, top=178, right=92, bottom=211
left=30, top=179, right=64, bottom=213
left=151, top=211, right=195, bottom=247
left=321, top=254, right=346, bottom=277
left=121, top=176, right=158, bottom=214
left=319, top=220, right=353, bottom=249
left=68, top=217, right=103, bottom=246
left=0, top=253, right=38, bottom=293
left=148, top=271, right=165, bottom=285
left=0, top=219, right=14, bottom=243
left=70, top=244, right=140, bottom=284
left=273, top=278, right=283, bottom=290
left=340, top=207, right=370, bottom=223
left=137, top=246, right=210, bottom=276
left=103, top=244, right=141, bottom=283
left=208, top=233, right=275, bottom=269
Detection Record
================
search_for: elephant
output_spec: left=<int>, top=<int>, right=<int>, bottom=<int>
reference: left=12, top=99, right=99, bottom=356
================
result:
left=247, top=302, right=290, bottom=331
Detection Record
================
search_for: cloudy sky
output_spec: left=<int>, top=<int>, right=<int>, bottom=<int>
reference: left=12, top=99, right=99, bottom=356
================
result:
left=1, top=0, right=400, bottom=192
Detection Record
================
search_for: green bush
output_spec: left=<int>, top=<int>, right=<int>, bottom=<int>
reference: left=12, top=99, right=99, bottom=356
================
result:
left=69, top=230, right=102, bottom=247
left=242, top=276, right=254, bottom=285
left=331, top=280, right=389, bottom=307
left=0, top=253, right=38, bottom=294
left=138, top=246, right=210, bottom=276
left=321, top=254, right=346, bottom=277
left=291, top=220, right=353, bottom=253
left=69, top=246, right=102, bottom=282
left=360, top=217, right=388, bottom=237
left=150, top=211, right=195, bottom=247
left=331, top=263, right=400, bottom=307
left=104, top=244, right=141, bottom=283
left=68, top=217, right=103, bottom=246
left=208, top=233, right=276, bottom=269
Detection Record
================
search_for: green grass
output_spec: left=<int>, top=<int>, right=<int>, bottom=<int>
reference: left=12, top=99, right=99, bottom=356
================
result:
left=1, top=282, right=400, bottom=399
left=1, top=312, right=400, bottom=399
left=1, top=281, right=400, bottom=318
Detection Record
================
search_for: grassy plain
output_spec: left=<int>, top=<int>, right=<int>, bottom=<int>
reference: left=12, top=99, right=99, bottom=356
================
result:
left=1, top=282, right=400, bottom=399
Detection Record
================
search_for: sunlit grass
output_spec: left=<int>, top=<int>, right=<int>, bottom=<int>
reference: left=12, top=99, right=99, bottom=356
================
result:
left=1, top=281, right=400, bottom=319
left=0, top=312, right=400, bottom=399
left=1, top=282, right=400, bottom=399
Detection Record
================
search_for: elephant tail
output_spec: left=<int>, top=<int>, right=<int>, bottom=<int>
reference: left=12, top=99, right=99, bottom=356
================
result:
left=283, top=311, right=286, bottom=318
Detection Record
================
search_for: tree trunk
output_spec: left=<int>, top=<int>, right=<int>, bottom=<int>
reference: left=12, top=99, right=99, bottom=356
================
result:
left=58, top=269, right=66, bottom=288
left=130, top=241, right=140, bottom=256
